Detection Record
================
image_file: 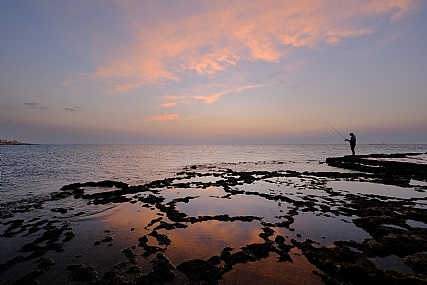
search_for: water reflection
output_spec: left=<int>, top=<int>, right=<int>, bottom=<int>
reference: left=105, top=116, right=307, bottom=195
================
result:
left=163, top=220, right=264, bottom=265
left=288, top=212, right=370, bottom=246
left=220, top=250, right=324, bottom=285
left=368, top=255, right=415, bottom=274
left=176, top=194, right=288, bottom=223
left=406, top=219, right=427, bottom=228
left=328, top=181, right=427, bottom=199
left=162, top=186, right=227, bottom=203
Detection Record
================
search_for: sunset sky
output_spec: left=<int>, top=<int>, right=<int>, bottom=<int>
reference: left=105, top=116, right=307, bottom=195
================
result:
left=1, top=1, right=426, bottom=144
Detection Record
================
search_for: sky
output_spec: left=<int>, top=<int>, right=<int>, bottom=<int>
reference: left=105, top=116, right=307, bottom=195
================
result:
left=1, top=0, right=427, bottom=144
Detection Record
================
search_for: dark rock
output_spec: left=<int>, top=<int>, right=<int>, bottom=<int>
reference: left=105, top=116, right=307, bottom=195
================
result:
left=149, top=230, right=171, bottom=246
left=97, top=268, right=127, bottom=285
left=134, top=253, right=175, bottom=284
left=294, top=239, right=427, bottom=285
left=138, top=235, right=148, bottom=245
left=126, top=265, right=141, bottom=274
left=177, top=258, right=224, bottom=284
left=326, top=153, right=427, bottom=183
left=66, top=264, right=98, bottom=282
left=101, top=235, right=113, bottom=243
left=402, top=253, right=427, bottom=274
left=37, top=257, right=55, bottom=270
left=63, top=231, right=76, bottom=242
left=50, top=208, right=68, bottom=214
left=275, top=235, right=286, bottom=244
left=51, top=192, right=72, bottom=199
left=122, top=247, right=138, bottom=264
left=259, top=227, right=275, bottom=240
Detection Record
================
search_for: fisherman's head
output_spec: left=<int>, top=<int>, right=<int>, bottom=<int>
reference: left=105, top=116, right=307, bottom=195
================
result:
left=349, top=133, right=354, bottom=136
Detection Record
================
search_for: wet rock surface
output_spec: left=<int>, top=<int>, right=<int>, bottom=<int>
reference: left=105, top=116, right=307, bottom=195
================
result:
left=1, top=152, right=427, bottom=284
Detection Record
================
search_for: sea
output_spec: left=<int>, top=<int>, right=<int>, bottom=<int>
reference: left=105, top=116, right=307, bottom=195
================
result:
left=1, top=144, right=427, bottom=284
left=1, top=144, right=426, bottom=205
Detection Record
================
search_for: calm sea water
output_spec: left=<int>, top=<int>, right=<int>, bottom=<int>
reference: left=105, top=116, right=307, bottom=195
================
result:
left=1, top=144, right=427, bottom=284
left=1, top=144, right=426, bottom=205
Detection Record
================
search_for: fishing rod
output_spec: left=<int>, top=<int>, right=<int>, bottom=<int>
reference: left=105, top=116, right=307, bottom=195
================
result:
left=319, top=116, right=346, bottom=140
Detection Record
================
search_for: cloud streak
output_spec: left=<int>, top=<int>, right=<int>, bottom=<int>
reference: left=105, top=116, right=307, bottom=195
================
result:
left=64, top=106, right=81, bottom=112
left=24, top=103, right=48, bottom=109
left=192, top=82, right=278, bottom=104
left=154, top=102, right=177, bottom=109
left=144, top=114, right=179, bottom=122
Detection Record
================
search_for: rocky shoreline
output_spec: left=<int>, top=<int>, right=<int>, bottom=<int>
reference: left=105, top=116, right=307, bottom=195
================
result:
left=1, top=153, right=426, bottom=284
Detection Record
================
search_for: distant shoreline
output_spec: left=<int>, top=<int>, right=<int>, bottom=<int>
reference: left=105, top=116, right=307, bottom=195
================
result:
left=0, top=140, right=34, bottom=145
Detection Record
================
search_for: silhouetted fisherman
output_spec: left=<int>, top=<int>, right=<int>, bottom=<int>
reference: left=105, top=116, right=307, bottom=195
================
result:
left=345, top=133, right=356, bottom=155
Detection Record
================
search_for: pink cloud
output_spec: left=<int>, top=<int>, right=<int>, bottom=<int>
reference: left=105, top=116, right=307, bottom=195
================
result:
left=192, top=82, right=277, bottom=104
left=161, top=102, right=177, bottom=108
left=66, top=0, right=422, bottom=94
left=144, top=114, right=179, bottom=122
left=154, top=102, right=177, bottom=109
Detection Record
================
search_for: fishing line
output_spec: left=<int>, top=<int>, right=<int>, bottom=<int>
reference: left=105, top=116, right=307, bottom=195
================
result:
left=319, top=116, right=346, bottom=140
